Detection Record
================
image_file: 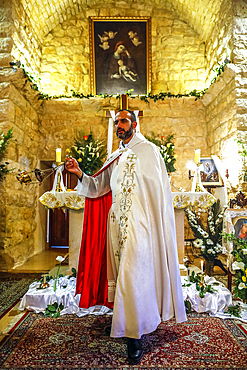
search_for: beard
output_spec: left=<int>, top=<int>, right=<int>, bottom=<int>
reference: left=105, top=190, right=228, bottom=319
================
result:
left=116, top=124, right=133, bottom=140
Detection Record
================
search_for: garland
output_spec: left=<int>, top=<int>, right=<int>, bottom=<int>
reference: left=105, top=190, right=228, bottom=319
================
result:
left=20, top=60, right=231, bottom=103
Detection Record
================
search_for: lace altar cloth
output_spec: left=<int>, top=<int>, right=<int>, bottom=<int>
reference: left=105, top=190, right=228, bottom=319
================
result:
left=19, top=275, right=247, bottom=322
left=39, top=191, right=215, bottom=210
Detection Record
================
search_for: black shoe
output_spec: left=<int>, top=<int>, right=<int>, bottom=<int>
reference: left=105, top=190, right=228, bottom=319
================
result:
left=127, top=338, right=143, bottom=365
left=105, top=325, right=111, bottom=336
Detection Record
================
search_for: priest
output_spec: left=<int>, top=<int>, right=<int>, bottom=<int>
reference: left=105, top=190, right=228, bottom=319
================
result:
left=65, top=109, right=186, bottom=365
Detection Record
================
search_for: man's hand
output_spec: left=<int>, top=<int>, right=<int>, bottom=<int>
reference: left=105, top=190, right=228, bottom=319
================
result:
left=65, top=158, right=83, bottom=179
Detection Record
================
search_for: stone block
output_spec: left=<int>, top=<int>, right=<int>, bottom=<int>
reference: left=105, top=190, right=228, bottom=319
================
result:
left=51, top=25, right=65, bottom=37
left=0, top=22, right=13, bottom=37
left=0, top=37, right=13, bottom=53
left=0, top=99, right=15, bottom=122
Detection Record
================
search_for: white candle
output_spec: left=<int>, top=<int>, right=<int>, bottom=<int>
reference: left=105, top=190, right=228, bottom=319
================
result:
left=56, top=148, right=61, bottom=163
left=195, top=149, right=201, bottom=165
left=201, top=259, right=204, bottom=274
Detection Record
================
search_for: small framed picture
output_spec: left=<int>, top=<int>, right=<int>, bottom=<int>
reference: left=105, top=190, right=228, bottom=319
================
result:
left=89, top=16, right=151, bottom=95
left=200, top=157, right=223, bottom=186
left=225, top=209, right=247, bottom=239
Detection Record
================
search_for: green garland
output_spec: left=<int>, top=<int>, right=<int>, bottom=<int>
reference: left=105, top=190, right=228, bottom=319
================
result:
left=20, top=60, right=230, bottom=102
left=0, top=127, right=13, bottom=181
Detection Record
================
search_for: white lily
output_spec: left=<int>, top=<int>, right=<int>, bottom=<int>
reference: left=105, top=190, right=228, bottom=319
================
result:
left=232, top=261, right=245, bottom=270
left=56, top=255, right=65, bottom=263
left=238, top=282, right=246, bottom=290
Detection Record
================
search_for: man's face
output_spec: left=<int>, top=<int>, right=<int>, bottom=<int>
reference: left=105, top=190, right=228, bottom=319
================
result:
left=114, top=111, right=135, bottom=141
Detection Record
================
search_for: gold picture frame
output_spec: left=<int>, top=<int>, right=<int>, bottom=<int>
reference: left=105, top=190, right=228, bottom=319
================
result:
left=89, top=17, right=151, bottom=95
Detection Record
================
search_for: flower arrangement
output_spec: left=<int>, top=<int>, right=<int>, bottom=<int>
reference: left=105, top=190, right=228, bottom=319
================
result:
left=67, top=131, right=106, bottom=175
left=0, top=127, right=13, bottom=181
left=145, top=132, right=177, bottom=173
left=185, top=200, right=226, bottom=262
left=222, top=233, right=247, bottom=303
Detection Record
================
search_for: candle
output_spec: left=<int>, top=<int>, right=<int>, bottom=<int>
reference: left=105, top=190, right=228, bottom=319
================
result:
left=195, top=149, right=201, bottom=165
left=201, top=259, right=204, bottom=274
left=195, top=149, right=200, bottom=164
left=56, top=148, right=61, bottom=163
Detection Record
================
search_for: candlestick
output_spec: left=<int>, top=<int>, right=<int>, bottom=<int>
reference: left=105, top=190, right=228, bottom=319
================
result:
left=201, top=259, right=204, bottom=274
left=195, top=149, right=201, bottom=165
left=56, top=148, right=61, bottom=163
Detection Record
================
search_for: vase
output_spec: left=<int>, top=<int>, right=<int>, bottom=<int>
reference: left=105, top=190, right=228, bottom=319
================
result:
left=204, top=259, right=214, bottom=276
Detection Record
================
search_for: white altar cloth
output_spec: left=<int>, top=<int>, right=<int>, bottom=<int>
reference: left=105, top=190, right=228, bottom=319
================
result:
left=181, top=276, right=232, bottom=314
left=18, top=276, right=112, bottom=317
left=19, top=275, right=247, bottom=320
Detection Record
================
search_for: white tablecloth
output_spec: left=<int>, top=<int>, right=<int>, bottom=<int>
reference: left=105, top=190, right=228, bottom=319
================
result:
left=19, top=275, right=247, bottom=320
left=19, top=276, right=112, bottom=317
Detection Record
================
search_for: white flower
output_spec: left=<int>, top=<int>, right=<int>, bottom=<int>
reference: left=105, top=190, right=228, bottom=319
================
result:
left=201, top=245, right=205, bottom=251
left=238, top=282, right=246, bottom=290
left=242, top=249, right=247, bottom=255
left=56, top=255, right=65, bottom=263
left=206, top=239, right=214, bottom=245
left=193, top=239, right=203, bottom=248
left=232, top=261, right=245, bottom=270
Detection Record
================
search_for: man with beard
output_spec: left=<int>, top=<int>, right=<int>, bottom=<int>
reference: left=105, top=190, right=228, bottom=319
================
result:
left=65, top=110, right=186, bottom=365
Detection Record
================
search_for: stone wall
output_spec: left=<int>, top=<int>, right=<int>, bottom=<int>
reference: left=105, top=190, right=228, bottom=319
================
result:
left=233, top=0, right=247, bottom=143
left=40, top=1, right=206, bottom=96
left=0, top=68, right=43, bottom=270
left=7, top=0, right=42, bottom=75
left=39, top=95, right=207, bottom=192
left=205, top=0, right=233, bottom=84
left=202, top=65, right=237, bottom=187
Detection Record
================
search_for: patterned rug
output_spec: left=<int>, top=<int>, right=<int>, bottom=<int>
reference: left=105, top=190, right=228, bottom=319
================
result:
left=0, top=273, right=41, bottom=319
left=0, top=312, right=246, bottom=369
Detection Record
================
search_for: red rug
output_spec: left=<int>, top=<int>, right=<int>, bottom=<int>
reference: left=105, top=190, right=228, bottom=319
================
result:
left=0, top=312, right=246, bottom=369
left=0, top=273, right=41, bottom=320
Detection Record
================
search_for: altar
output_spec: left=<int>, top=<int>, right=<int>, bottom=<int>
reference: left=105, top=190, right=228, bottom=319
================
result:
left=39, top=190, right=216, bottom=270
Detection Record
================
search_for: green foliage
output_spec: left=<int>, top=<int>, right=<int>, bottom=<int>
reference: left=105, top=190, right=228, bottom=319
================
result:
left=210, top=62, right=226, bottom=84
left=189, top=270, right=201, bottom=284
left=44, top=302, right=64, bottom=318
left=145, top=132, right=177, bottom=173
left=68, top=131, right=106, bottom=175
left=222, top=232, right=247, bottom=302
left=225, top=303, right=241, bottom=318
left=184, top=300, right=192, bottom=312
left=185, top=200, right=226, bottom=260
left=0, top=127, right=13, bottom=181
left=236, top=139, right=247, bottom=182
left=20, top=60, right=229, bottom=102
left=196, top=283, right=217, bottom=298
left=68, top=267, right=77, bottom=279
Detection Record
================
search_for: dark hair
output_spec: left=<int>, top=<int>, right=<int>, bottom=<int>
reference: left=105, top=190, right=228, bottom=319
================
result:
left=117, top=109, right=136, bottom=122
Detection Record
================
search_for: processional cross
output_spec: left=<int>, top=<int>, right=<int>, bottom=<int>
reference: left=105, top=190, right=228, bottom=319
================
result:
left=105, top=94, right=143, bottom=118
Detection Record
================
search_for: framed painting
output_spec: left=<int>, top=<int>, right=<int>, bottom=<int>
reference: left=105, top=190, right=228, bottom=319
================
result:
left=200, top=157, right=223, bottom=186
left=225, top=209, right=247, bottom=240
left=89, top=17, right=151, bottom=95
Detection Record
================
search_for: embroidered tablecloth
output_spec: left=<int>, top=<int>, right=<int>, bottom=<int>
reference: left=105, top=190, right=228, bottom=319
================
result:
left=39, top=191, right=215, bottom=210
left=39, top=191, right=85, bottom=210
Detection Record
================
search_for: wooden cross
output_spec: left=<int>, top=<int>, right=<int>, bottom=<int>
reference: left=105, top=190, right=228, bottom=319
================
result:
left=105, top=94, right=143, bottom=118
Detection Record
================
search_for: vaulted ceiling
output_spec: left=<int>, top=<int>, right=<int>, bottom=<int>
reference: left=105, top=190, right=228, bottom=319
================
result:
left=21, top=0, right=224, bottom=44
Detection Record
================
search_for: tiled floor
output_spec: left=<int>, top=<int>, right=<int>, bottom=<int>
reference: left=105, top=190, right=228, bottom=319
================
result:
left=10, top=249, right=67, bottom=273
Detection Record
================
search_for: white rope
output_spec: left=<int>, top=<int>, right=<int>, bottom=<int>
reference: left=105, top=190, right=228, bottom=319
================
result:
left=107, top=110, right=115, bottom=158
left=134, top=110, right=140, bottom=133
left=51, top=165, right=66, bottom=194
